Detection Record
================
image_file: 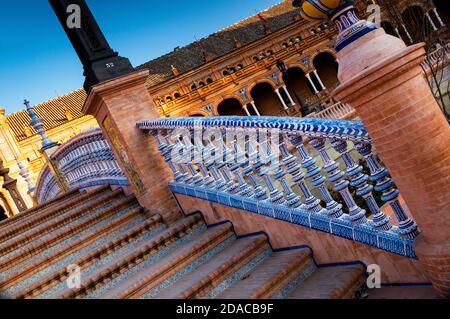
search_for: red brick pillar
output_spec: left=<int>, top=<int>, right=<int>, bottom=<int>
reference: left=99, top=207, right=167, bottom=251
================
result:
left=333, top=29, right=450, bottom=297
left=83, top=70, right=181, bottom=224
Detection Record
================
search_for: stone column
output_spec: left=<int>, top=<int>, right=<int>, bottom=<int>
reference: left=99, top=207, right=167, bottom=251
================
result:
left=305, top=73, right=319, bottom=94
left=274, top=88, right=289, bottom=110
left=282, top=85, right=296, bottom=106
left=249, top=101, right=261, bottom=116
left=402, top=24, right=413, bottom=44
left=394, top=27, right=402, bottom=40
left=313, top=70, right=326, bottom=91
left=333, top=29, right=450, bottom=297
left=433, top=8, right=445, bottom=27
left=242, top=104, right=251, bottom=116
left=425, top=12, right=438, bottom=31
left=83, top=70, right=181, bottom=224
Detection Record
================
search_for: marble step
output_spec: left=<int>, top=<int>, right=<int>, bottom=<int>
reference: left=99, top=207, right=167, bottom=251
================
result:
left=0, top=189, right=81, bottom=229
left=0, top=186, right=115, bottom=245
left=285, top=264, right=366, bottom=299
left=0, top=196, right=137, bottom=272
left=0, top=206, right=152, bottom=292
left=215, top=249, right=315, bottom=299
left=84, top=222, right=235, bottom=299
left=149, top=235, right=270, bottom=299
left=52, top=214, right=206, bottom=299
left=6, top=214, right=163, bottom=299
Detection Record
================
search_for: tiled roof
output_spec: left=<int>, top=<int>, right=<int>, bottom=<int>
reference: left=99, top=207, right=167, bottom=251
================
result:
left=7, top=89, right=88, bottom=142
left=137, top=1, right=301, bottom=86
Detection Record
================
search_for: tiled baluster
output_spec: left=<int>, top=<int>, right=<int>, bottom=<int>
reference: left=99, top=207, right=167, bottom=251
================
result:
left=274, top=144, right=303, bottom=209
left=355, top=142, right=419, bottom=238
left=352, top=142, right=393, bottom=231
left=216, top=137, right=240, bottom=194
left=187, top=162, right=203, bottom=187
left=279, top=178, right=302, bottom=208
left=244, top=141, right=268, bottom=200
left=260, top=168, right=286, bottom=205
left=192, top=128, right=215, bottom=188
left=281, top=138, right=326, bottom=214
left=196, top=154, right=215, bottom=188
left=152, top=130, right=183, bottom=183
left=203, top=141, right=227, bottom=191
left=330, top=138, right=368, bottom=224
left=313, top=137, right=366, bottom=223
left=229, top=140, right=254, bottom=197
left=334, top=138, right=389, bottom=228
left=170, top=138, right=193, bottom=184
left=303, top=138, right=344, bottom=218
left=182, top=130, right=204, bottom=187
left=258, top=140, right=286, bottom=205
left=162, top=130, right=190, bottom=183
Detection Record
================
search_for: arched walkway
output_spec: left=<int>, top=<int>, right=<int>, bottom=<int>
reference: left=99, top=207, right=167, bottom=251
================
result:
left=434, top=0, right=450, bottom=26
left=402, top=6, right=426, bottom=43
left=250, top=83, right=285, bottom=116
left=313, top=52, right=339, bottom=91
left=381, top=21, right=398, bottom=38
left=217, top=98, right=246, bottom=116
left=284, top=67, right=316, bottom=115
left=0, top=206, right=7, bottom=221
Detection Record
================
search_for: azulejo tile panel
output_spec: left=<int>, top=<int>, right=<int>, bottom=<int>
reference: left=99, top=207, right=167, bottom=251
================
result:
left=169, top=182, right=416, bottom=259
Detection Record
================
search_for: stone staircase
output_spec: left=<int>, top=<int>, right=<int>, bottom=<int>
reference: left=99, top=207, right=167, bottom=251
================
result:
left=0, top=186, right=367, bottom=299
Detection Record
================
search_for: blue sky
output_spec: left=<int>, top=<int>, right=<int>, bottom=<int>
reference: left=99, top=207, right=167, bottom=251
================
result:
left=0, top=0, right=280, bottom=114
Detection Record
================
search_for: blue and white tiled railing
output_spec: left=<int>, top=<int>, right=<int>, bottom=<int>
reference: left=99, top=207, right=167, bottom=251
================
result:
left=35, top=128, right=129, bottom=203
left=138, top=116, right=419, bottom=258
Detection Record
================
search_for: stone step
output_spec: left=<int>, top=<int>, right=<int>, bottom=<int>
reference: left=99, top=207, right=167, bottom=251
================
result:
left=92, top=222, right=236, bottom=299
left=149, top=235, right=270, bottom=299
left=215, top=249, right=315, bottom=299
left=285, top=264, right=366, bottom=299
left=0, top=207, right=155, bottom=293
left=10, top=212, right=176, bottom=299
left=52, top=214, right=207, bottom=299
left=0, top=189, right=81, bottom=229
left=0, top=186, right=115, bottom=245
left=0, top=196, right=138, bottom=272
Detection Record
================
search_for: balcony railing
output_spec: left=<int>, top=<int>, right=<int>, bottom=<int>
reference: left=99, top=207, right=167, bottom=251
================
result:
left=306, top=102, right=356, bottom=120
left=423, top=43, right=450, bottom=70
left=138, top=116, right=419, bottom=258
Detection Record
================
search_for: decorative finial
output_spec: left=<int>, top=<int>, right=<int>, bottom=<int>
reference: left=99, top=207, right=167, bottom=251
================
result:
left=234, top=38, right=242, bottom=49
left=16, top=158, right=35, bottom=194
left=24, top=99, right=30, bottom=108
left=24, top=99, right=57, bottom=149
left=295, top=0, right=378, bottom=51
left=171, top=65, right=179, bottom=76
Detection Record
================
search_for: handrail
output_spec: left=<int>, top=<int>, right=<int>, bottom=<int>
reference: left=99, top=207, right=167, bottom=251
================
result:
left=137, top=116, right=370, bottom=143
left=138, top=116, right=419, bottom=258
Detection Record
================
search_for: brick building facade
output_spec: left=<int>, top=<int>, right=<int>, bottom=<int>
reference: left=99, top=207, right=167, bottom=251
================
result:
left=0, top=0, right=447, bottom=219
